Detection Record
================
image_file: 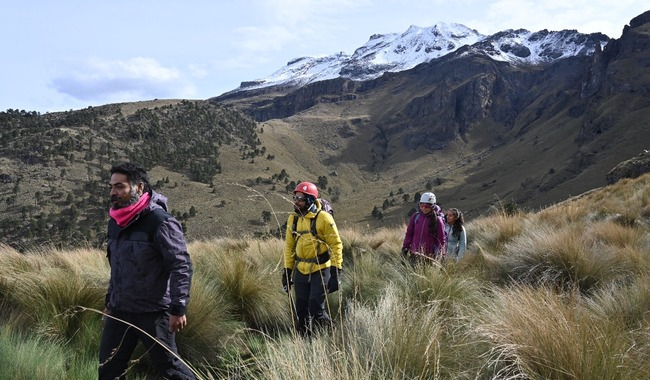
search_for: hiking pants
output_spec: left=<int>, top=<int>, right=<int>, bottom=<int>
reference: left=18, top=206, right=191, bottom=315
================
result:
left=293, top=268, right=331, bottom=335
left=99, top=310, right=195, bottom=380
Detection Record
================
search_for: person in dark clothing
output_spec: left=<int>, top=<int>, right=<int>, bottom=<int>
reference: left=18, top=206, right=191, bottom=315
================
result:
left=99, top=162, right=195, bottom=380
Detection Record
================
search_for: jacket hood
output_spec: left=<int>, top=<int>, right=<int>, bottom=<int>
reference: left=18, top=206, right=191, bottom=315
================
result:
left=148, top=190, right=169, bottom=212
left=295, top=199, right=322, bottom=219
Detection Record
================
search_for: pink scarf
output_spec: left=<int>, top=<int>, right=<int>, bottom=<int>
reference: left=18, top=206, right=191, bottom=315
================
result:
left=109, top=192, right=151, bottom=227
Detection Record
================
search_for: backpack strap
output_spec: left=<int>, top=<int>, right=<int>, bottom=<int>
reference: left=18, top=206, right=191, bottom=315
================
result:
left=310, top=210, right=321, bottom=240
left=290, top=210, right=330, bottom=267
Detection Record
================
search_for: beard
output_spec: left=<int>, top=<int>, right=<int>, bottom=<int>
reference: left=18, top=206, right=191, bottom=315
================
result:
left=111, top=189, right=141, bottom=209
left=293, top=203, right=308, bottom=214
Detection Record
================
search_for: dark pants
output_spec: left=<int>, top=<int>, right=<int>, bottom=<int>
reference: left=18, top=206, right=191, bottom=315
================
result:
left=293, top=268, right=331, bottom=335
left=99, top=310, right=195, bottom=380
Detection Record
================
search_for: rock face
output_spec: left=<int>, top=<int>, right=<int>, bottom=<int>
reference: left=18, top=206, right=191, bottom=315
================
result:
left=606, top=150, right=650, bottom=184
left=214, top=11, right=650, bottom=216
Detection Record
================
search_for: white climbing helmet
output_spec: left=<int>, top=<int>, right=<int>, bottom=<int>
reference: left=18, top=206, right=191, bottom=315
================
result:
left=419, top=192, right=436, bottom=205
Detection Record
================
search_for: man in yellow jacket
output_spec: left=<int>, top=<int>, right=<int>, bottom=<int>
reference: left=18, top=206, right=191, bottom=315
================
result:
left=282, top=181, right=343, bottom=335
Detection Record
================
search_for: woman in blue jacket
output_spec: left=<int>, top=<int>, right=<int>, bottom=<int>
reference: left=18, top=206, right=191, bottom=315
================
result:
left=445, top=208, right=467, bottom=261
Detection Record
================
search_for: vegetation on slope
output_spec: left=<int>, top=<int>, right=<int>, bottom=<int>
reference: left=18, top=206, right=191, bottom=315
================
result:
left=0, top=101, right=262, bottom=249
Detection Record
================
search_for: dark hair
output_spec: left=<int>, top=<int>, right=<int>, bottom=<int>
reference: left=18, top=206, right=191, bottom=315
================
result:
left=110, top=162, right=151, bottom=192
left=448, top=208, right=464, bottom=239
left=305, top=194, right=317, bottom=213
left=427, top=212, right=440, bottom=236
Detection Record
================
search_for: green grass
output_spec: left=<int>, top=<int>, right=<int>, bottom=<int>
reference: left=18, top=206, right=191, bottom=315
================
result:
left=0, top=325, right=97, bottom=380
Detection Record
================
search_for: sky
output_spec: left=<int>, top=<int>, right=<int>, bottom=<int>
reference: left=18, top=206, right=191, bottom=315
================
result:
left=1, top=1, right=648, bottom=113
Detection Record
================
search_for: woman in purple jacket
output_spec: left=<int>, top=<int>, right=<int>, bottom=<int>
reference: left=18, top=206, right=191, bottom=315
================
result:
left=401, top=192, right=446, bottom=263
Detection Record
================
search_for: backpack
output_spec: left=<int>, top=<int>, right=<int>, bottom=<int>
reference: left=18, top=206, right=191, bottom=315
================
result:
left=291, top=198, right=334, bottom=239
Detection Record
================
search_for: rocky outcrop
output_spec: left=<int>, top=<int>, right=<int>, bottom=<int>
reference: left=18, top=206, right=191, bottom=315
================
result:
left=217, top=78, right=362, bottom=121
left=577, top=10, right=650, bottom=145
left=606, top=150, right=650, bottom=184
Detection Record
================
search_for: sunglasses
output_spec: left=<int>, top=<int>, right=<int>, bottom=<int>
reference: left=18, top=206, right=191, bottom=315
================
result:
left=293, top=195, right=307, bottom=202
left=419, top=203, right=433, bottom=208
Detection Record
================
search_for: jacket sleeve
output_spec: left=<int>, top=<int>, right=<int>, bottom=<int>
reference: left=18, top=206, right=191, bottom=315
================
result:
left=105, top=246, right=113, bottom=308
left=284, top=214, right=297, bottom=270
left=457, top=226, right=467, bottom=260
left=402, top=214, right=416, bottom=250
left=156, top=217, right=193, bottom=316
left=319, top=212, right=343, bottom=269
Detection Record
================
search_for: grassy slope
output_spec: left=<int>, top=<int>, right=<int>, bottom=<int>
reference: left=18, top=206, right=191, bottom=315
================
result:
left=0, top=173, right=648, bottom=379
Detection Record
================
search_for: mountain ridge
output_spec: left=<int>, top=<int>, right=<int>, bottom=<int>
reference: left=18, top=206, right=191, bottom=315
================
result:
left=214, top=10, right=650, bottom=227
left=223, top=22, right=609, bottom=96
left=0, top=11, right=649, bottom=250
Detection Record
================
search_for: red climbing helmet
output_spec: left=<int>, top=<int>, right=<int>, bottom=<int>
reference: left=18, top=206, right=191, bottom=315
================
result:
left=293, top=182, right=318, bottom=198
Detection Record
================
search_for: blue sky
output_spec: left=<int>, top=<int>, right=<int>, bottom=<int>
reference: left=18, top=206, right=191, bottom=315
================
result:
left=1, top=1, right=647, bottom=113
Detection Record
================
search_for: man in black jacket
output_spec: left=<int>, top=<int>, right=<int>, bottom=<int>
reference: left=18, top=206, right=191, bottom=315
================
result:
left=99, top=162, right=195, bottom=380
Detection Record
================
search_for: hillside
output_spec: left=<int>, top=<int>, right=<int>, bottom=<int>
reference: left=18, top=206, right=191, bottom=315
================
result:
left=1, top=173, right=649, bottom=379
left=215, top=11, right=650, bottom=224
left=1, top=12, right=649, bottom=250
left=0, top=100, right=266, bottom=248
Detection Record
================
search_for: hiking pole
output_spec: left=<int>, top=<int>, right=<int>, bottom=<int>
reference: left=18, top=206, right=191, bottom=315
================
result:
left=285, top=286, right=299, bottom=336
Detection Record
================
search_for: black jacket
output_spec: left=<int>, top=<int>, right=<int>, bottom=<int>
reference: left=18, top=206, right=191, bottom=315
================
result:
left=106, top=191, right=193, bottom=315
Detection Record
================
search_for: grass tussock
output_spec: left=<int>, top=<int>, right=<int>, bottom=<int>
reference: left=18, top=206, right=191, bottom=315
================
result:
left=0, top=174, right=649, bottom=379
left=190, top=238, right=290, bottom=332
left=0, top=325, right=96, bottom=380
left=475, top=285, right=650, bottom=380
left=467, top=211, right=527, bottom=255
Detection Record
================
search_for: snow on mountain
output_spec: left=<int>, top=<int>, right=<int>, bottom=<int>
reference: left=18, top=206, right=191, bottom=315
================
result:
left=466, top=28, right=609, bottom=64
left=233, top=22, right=609, bottom=92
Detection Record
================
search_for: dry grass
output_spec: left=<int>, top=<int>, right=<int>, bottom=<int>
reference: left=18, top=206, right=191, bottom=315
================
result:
left=474, top=285, right=650, bottom=380
left=467, top=211, right=528, bottom=255
left=1, top=174, right=649, bottom=378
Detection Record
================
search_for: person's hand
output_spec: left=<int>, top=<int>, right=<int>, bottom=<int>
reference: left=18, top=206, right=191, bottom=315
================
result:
left=327, top=266, right=341, bottom=293
left=281, top=268, right=293, bottom=293
left=169, top=314, right=187, bottom=333
left=401, top=247, right=409, bottom=257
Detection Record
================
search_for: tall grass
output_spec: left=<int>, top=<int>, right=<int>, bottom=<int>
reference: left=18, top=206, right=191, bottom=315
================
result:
left=190, top=238, right=290, bottom=332
left=0, top=174, right=648, bottom=378
left=231, top=289, right=448, bottom=380
left=474, top=285, right=650, bottom=379
left=0, top=325, right=97, bottom=380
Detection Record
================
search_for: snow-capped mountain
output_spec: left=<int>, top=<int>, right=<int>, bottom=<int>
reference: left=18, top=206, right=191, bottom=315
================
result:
left=233, top=22, right=609, bottom=93
left=467, top=28, right=609, bottom=63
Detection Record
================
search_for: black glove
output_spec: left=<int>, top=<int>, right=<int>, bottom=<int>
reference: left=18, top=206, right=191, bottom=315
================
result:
left=327, top=266, right=341, bottom=293
left=281, top=268, right=293, bottom=293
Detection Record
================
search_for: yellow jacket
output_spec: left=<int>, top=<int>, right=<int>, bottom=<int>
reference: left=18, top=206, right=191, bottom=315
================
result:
left=284, top=201, right=343, bottom=275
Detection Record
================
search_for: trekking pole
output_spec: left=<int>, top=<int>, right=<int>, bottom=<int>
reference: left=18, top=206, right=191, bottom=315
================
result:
left=286, top=286, right=299, bottom=336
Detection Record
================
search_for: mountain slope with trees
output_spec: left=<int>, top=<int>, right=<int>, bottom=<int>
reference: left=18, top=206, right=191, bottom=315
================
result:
left=1, top=12, right=649, bottom=250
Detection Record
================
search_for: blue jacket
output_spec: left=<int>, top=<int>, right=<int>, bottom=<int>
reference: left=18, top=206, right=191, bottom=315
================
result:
left=445, top=223, right=467, bottom=261
left=106, top=191, right=193, bottom=316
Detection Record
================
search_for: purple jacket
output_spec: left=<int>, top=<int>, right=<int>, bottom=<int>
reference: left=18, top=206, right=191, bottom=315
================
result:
left=106, top=191, right=193, bottom=315
left=402, top=211, right=445, bottom=259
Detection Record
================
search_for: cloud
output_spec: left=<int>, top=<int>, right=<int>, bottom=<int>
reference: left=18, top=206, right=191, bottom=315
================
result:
left=232, top=0, right=372, bottom=56
left=51, top=57, right=197, bottom=102
left=469, top=0, right=644, bottom=36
